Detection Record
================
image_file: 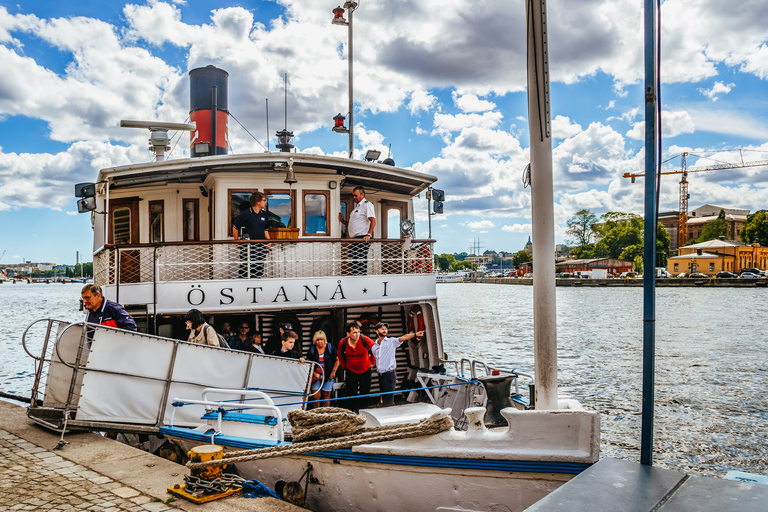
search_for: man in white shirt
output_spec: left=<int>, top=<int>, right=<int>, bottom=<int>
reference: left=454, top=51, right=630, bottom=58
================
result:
left=371, top=322, right=424, bottom=407
left=339, top=186, right=376, bottom=275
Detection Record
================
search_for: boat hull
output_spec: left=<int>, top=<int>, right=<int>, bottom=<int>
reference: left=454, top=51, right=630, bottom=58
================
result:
left=164, top=431, right=584, bottom=512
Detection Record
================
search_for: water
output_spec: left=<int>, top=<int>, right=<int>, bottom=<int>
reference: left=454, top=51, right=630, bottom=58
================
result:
left=439, top=283, right=768, bottom=477
left=2, top=281, right=766, bottom=477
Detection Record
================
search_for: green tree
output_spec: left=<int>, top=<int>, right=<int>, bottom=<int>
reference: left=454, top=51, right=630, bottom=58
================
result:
left=697, top=218, right=727, bottom=243
left=453, top=260, right=477, bottom=271
left=435, top=253, right=456, bottom=271
left=740, top=209, right=768, bottom=244
left=453, top=252, right=468, bottom=261
left=512, top=250, right=532, bottom=268
left=566, top=209, right=598, bottom=252
left=633, top=255, right=644, bottom=274
left=83, top=262, right=93, bottom=277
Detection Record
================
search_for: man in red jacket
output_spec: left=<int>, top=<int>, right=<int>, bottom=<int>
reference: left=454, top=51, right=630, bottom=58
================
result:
left=338, top=322, right=375, bottom=413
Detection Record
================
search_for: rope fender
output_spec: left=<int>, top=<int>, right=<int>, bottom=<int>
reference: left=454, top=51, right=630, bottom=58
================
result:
left=186, top=407, right=454, bottom=469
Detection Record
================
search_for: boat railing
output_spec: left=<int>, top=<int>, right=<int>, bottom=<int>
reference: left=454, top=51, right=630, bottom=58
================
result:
left=169, top=388, right=284, bottom=442
left=93, top=238, right=435, bottom=286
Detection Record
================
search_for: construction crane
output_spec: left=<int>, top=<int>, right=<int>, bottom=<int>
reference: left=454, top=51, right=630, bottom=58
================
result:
left=623, top=152, right=768, bottom=249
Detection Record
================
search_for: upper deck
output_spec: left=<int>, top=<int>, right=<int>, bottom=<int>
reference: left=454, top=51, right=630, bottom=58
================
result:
left=89, top=151, right=438, bottom=313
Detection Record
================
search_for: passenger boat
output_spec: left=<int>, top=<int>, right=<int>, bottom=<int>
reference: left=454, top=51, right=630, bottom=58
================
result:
left=21, top=3, right=600, bottom=510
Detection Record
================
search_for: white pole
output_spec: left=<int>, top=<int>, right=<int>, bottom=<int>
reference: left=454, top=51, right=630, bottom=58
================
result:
left=527, top=0, right=558, bottom=410
left=347, top=3, right=354, bottom=159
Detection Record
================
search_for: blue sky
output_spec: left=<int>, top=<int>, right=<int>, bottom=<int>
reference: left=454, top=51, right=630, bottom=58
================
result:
left=1, top=0, right=768, bottom=264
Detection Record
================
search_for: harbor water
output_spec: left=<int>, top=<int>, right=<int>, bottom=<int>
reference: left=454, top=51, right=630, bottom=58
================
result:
left=1, top=281, right=766, bottom=478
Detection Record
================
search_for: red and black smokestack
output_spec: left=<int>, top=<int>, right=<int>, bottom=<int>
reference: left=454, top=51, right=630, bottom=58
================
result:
left=189, top=66, right=229, bottom=157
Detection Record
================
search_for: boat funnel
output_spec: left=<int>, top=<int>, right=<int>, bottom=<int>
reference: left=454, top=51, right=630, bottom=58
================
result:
left=478, top=374, right=515, bottom=428
left=189, top=66, right=229, bottom=157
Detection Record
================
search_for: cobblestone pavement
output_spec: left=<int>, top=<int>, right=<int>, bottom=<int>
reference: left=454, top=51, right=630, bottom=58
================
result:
left=0, top=429, right=179, bottom=511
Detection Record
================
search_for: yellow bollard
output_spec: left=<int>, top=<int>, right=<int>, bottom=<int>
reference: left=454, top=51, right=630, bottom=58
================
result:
left=187, top=445, right=225, bottom=480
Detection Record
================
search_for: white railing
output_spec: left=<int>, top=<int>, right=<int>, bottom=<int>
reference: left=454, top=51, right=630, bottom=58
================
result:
left=93, top=239, right=435, bottom=286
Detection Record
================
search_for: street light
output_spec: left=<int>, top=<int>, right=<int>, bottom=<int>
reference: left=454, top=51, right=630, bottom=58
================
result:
left=331, top=2, right=358, bottom=159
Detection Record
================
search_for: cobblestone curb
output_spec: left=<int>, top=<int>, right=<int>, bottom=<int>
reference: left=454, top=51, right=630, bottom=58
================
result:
left=0, top=428, right=179, bottom=511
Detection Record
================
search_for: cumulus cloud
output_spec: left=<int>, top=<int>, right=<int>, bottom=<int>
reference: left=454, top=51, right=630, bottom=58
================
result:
left=627, top=110, right=695, bottom=140
left=698, top=81, right=735, bottom=101
left=551, top=115, right=582, bottom=140
left=453, top=92, right=496, bottom=113
left=502, top=223, right=531, bottom=233
left=464, top=220, right=495, bottom=230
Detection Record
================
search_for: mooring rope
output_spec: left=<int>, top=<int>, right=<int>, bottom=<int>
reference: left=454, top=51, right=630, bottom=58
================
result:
left=186, top=407, right=453, bottom=469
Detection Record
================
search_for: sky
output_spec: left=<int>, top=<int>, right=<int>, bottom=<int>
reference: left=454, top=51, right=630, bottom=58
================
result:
left=1, top=0, right=768, bottom=264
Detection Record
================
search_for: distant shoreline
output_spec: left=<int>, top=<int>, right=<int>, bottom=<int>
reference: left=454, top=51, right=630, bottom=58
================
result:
left=472, top=277, right=768, bottom=288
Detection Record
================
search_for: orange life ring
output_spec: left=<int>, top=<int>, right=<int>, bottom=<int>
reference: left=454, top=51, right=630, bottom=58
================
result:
left=407, top=306, right=425, bottom=341
left=411, top=245, right=434, bottom=273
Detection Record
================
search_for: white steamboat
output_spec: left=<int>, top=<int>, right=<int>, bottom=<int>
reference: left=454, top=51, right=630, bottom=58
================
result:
left=24, top=5, right=600, bottom=508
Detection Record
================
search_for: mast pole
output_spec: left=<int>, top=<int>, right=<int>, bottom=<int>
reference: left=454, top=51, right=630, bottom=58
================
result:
left=526, top=0, right=558, bottom=410
left=641, top=0, right=660, bottom=466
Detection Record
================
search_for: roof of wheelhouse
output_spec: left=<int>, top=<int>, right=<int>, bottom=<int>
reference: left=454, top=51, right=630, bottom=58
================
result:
left=98, top=152, right=437, bottom=196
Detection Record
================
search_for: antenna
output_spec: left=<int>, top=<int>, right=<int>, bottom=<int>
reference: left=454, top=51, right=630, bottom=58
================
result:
left=120, top=120, right=196, bottom=161
left=266, top=99, right=270, bottom=152
left=387, top=143, right=391, bottom=158
left=284, top=72, right=288, bottom=130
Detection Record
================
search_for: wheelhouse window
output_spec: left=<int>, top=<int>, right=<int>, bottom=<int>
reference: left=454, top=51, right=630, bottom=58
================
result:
left=710, top=262, right=715, bottom=271
left=265, top=189, right=296, bottom=229
left=229, top=190, right=253, bottom=235
left=113, top=207, right=132, bottom=244
left=149, top=200, right=164, bottom=243
left=183, top=198, right=199, bottom=241
left=674, top=263, right=678, bottom=271
left=303, top=191, right=330, bottom=236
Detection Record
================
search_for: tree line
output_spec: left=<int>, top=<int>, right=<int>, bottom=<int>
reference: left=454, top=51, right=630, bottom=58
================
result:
left=566, top=209, right=670, bottom=271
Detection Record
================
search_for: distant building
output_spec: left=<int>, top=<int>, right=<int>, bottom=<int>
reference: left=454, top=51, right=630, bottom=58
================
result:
left=555, top=258, right=633, bottom=275
left=524, top=236, right=532, bottom=254
left=667, top=238, right=767, bottom=275
left=658, top=211, right=680, bottom=254
left=659, top=205, right=750, bottom=254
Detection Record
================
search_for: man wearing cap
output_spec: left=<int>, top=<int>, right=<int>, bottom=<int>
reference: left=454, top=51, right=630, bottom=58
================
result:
left=371, top=322, right=424, bottom=407
left=265, top=320, right=294, bottom=354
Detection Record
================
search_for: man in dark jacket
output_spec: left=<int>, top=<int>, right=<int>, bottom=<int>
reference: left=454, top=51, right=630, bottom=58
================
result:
left=81, top=283, right=137, bottom=331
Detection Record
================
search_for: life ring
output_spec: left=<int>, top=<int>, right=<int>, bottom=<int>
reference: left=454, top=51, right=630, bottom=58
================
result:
left=406, top=306, right=425, bottom=341
left=411, top=245, right=434, bottom=273
left=356, top=312, right=379, bottom=337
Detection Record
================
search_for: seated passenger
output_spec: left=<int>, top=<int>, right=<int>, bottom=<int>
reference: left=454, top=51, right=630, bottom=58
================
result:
left=271, top=331, right=304, bottom=362
left=305, top=330, right=339, bottom=409
left=227, top=322, right=251, bottom=351
left=243, top=331, right=266, bottom=355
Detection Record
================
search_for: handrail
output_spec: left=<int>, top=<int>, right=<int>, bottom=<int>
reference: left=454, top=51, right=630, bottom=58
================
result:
left=95, top=238, right=438, bottom=253
left=459, top=358, right=472, bottom=378
left=471, top=360, right=489, bottom=378
left=169, top=396, right=284, bottom=441
left=52, top=322, right=90, bottom=370
left=21, top=318, right=57, bottom=361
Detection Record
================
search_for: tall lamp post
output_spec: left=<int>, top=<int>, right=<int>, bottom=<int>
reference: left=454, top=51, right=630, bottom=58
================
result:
left=332, top=2, right=357, bottom=159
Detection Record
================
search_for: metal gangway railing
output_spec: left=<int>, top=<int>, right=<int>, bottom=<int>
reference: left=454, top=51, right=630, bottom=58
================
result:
left=22, top=319, right=314, bottom=434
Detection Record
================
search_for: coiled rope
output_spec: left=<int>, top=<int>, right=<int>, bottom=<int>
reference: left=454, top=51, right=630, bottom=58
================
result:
left=186, top=406, right=453, bottom=469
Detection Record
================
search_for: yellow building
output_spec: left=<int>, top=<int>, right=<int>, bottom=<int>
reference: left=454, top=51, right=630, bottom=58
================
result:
left=667, top=238, right=768, bottom=275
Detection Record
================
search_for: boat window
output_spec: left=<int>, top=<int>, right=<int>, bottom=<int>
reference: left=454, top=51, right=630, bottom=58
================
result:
left=149, top=200, right=164, bottom=243
left=340, top=198, right=351, bottom=237
left=229, top=190, right=254, bottom=235
left=303, top=191, right=329, bottom=236
left=183, top=198, right=199, bottom=241
left=113, top=207, right=131, bottom=245
left=265, top=190, right=295, bottom=229
left=381, top=200, right=408, bottom=239
left=387, top=209, right=401, bottom=239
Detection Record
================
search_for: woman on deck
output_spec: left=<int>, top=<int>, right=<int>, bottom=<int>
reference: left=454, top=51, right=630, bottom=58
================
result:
left=305, top=330, right=339, bottom=409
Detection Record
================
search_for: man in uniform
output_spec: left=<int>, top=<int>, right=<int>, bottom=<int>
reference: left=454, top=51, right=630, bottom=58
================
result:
left=371, top=322, right=423, bottom=407
left=338, top=186, right=376, bottom=275
left=81, top=283, right=137, bottom=332
left=233, top=191, right=271, bottom=278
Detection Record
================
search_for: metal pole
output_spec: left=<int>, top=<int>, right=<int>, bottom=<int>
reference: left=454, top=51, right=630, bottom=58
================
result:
left=347, top=4, right=354, bottom=159
left=641, top=0, right=659, bottom=466
left=526, top=0, right=558, bottom=410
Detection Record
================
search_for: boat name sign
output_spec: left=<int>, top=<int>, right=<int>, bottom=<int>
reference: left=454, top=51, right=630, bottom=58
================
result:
left=110, top=274, right=437, bottom=313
